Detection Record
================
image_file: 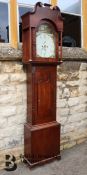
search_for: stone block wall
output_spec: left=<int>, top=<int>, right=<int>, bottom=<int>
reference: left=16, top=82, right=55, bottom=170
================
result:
left=0, top=60, right=27, bottom=169
left=57, top=61, right=87, bottom=150
left=0, top=45, right=87, bottom=169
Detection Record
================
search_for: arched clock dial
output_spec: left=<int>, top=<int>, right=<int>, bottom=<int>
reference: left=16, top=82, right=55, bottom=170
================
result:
left=36, top=23, right=56, bottom=58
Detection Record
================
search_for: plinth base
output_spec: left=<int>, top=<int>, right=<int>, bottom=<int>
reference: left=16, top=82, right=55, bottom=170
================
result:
left=24, top=122, right=61, bottom=167
left=24, top=154, right=61, bottom=168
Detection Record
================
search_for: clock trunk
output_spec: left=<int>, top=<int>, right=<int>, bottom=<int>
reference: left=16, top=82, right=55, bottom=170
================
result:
left=27, top=65, right=57, bottom=125
left=24, top=64, right=61, bottom=166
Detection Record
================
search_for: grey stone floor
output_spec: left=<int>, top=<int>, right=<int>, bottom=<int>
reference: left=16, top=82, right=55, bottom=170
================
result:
left=0, top=141, right=87, bottom=175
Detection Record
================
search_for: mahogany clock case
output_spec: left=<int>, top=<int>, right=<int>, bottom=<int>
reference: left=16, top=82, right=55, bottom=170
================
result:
left=22, top=2, right=63, bottom=167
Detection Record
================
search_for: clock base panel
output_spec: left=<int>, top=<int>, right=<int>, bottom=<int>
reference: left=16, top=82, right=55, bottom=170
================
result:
left=24, top=122, right=61, bottom=166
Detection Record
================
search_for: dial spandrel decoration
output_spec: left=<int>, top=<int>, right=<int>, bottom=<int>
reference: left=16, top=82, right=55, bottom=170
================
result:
left=36, top=23, right=56, bottom=58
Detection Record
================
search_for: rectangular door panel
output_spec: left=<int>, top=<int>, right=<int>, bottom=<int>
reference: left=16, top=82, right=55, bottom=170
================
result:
left=34, top=66, right=56, bottom=124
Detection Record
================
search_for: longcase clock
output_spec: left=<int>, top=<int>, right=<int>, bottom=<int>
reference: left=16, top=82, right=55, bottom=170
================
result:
left=22, top=2, right=63, bottom=167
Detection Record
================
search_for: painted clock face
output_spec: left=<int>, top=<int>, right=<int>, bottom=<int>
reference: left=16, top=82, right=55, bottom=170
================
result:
left=36, top=23, right=56, bottom=58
